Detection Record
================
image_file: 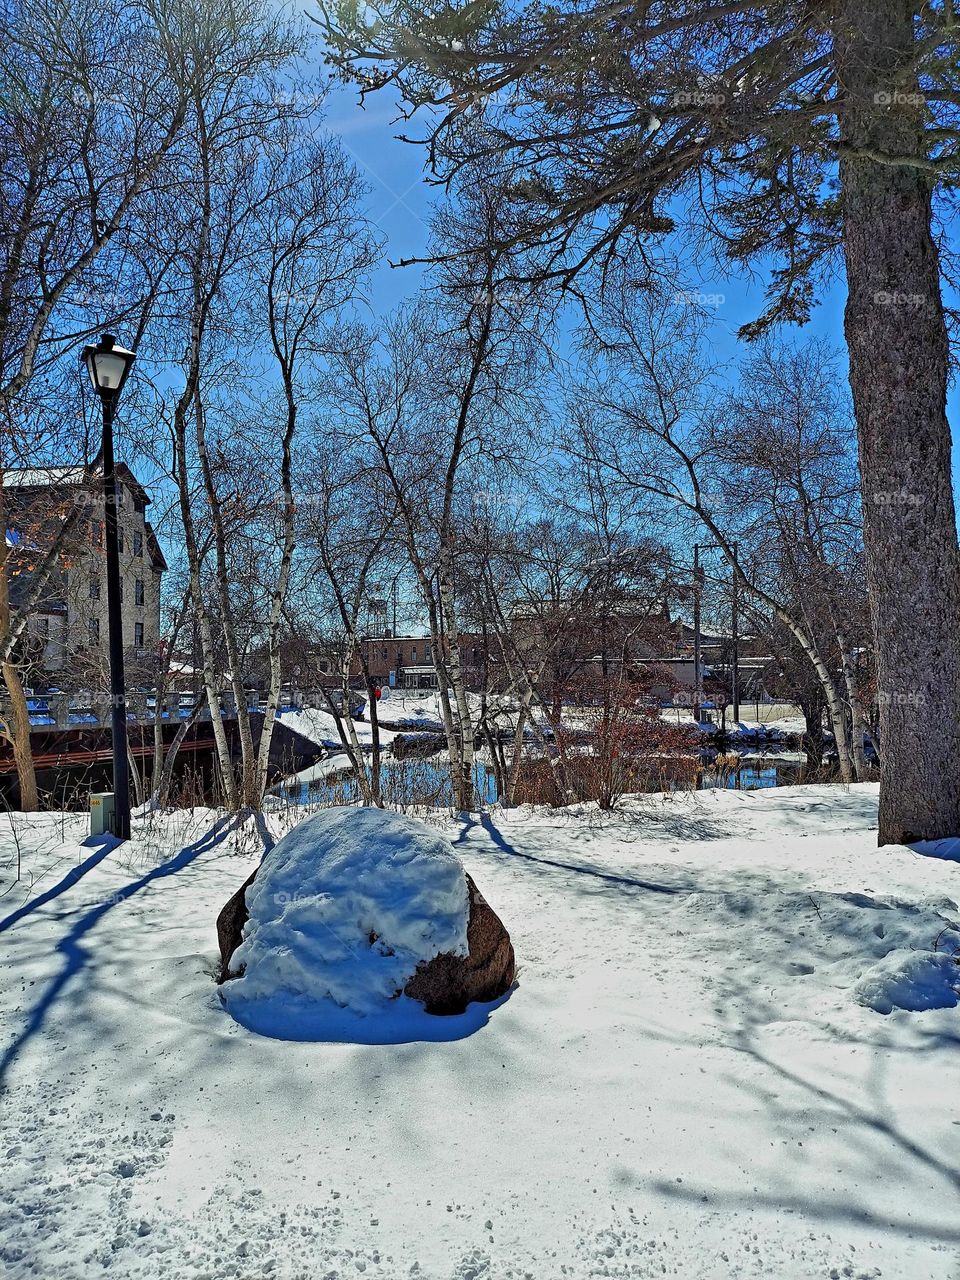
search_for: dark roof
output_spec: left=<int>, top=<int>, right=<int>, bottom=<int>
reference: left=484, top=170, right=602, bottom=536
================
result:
left=145, top=522, right=167, bottom=572
left=3, top=463, right=152, bottom=508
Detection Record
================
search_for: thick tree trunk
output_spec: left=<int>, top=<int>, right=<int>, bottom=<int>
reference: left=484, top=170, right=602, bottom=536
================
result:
left=2, top=662, right=38, bottom=810
left=0, top=507, right=37, bottom=811
left=837, top=1, right=960, bottom=843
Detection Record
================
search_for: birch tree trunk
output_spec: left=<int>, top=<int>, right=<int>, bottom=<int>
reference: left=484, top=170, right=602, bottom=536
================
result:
left=836, top=628, right=869, bottom=782
left=254, top=388, right=298, bottom=802
left=156, top=702, right=203, bottom=808
left=437, top=557, right=477, bottom=810
left=172, top=384, right=238, bottom=809
left=193, top=402, right=258, bottom=808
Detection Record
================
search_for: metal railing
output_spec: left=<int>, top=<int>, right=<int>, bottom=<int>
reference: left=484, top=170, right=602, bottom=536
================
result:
left=18, top=689, right=332, bottom=731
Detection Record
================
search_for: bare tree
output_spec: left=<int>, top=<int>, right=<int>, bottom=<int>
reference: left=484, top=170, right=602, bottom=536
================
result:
left=296, top=448, right=399, bottom=805
left=570, top=276, right=865, bottom=782
left=251, top=142, right=377, bottom=801
left=325, top=185, right=546, bottom=805
left=321, top=0, right=960, bottom=843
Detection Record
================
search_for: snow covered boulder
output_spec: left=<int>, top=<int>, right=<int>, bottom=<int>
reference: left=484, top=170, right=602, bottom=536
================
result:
left=216, top=807, right=514, bottom=1037
left=854, top=948, right=960, bottom=1015
left=405, top=873, right=515, bottom=1015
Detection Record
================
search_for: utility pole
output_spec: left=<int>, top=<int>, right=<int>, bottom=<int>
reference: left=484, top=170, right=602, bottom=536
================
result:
left=694, top=541, right=742, bottom=727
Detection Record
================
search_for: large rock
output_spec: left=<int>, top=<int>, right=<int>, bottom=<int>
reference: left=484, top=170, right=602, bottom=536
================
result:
left=216, top=868, right=257, bottom=983
left=215, top=809, right=515, bottom=1018
left=404, top=873, right=515, bottom=1015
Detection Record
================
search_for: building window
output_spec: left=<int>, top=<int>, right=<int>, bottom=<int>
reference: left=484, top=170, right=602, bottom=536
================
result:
left=133, top=530, right=143, bottom=557
left=117, top=527, right=124, bottom=553
left=411, top=647, right=417, bottom=663
left=135, top=579, right=145, bottom=606
left=134, top=622, right=144, bottom=648
left=89, top=577, right=100, bottom=600
left=37, top=616, right=49, bottom=638
left=425, top=643, right=432, bottom=661
left=88, top=618, right=100, bottom=645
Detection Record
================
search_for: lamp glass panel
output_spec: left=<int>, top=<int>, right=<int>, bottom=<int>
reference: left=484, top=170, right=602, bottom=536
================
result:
left=91, top=350, right=129, bottom=391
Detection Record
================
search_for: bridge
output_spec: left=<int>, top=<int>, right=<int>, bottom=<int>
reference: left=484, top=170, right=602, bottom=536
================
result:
left=15, top=689, right=362, bottom=733
left=0, top=690, right=352, bottom=797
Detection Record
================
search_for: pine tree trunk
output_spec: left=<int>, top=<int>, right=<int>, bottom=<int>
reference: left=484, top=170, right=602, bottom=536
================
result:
left=837, top=1, right=960, bottom=843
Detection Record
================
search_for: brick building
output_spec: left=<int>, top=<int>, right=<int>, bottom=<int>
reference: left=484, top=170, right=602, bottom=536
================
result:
left=358, top=634, right=493, bottom=691
left=4, top=465, right=166, bottom=677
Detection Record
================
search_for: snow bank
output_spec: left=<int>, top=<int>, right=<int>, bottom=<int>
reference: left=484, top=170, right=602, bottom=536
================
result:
left=855, top=948, right=960, bottom=1014
left=220, top=806, right=470, bottom=1040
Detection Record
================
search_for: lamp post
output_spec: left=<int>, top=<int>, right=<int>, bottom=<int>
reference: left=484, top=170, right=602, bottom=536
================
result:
left=729, top=541, right=740, bottom=725
left=81, top=334, right=136, bottom=839
left=692, top=543, right=703, bottom=722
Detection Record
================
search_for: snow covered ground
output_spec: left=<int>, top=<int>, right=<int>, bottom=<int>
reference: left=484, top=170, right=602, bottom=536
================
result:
left=1, top=785, right=959, bottom=1279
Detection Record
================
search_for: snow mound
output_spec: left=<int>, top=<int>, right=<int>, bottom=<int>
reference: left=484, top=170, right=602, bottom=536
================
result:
left=221, top=807, right=470, bottom=1040
left=854, top=948, right=960, bottom=1015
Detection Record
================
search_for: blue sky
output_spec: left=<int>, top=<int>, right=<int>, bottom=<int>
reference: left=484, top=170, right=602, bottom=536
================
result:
left=322, top=81, right=960, bottom=495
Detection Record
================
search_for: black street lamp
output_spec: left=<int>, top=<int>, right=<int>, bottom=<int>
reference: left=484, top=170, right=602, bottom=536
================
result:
left=81, top=333, right=136, bottom=839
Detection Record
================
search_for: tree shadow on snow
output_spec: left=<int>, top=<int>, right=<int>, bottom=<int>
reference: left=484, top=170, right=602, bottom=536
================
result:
left=638, top=892, right=960, bottom=1251
left=0, top=815, right=238, bottom=1092
left=452, top=813, right=692, bottom=899
left=0, top=833, right=120, bottom=935
left=909, top=835, right=960, bottom=863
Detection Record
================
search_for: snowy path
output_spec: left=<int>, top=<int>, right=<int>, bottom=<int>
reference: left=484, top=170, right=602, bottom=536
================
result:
left=1, top=786, right=958, bottom=1279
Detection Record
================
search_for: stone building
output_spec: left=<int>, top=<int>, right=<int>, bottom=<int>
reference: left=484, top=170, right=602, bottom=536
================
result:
left=4, top=465, right=166, bottom=679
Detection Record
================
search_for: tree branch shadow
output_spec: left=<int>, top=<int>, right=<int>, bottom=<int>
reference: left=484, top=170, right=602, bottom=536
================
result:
left=0, top=815, right=239, bottom=1092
